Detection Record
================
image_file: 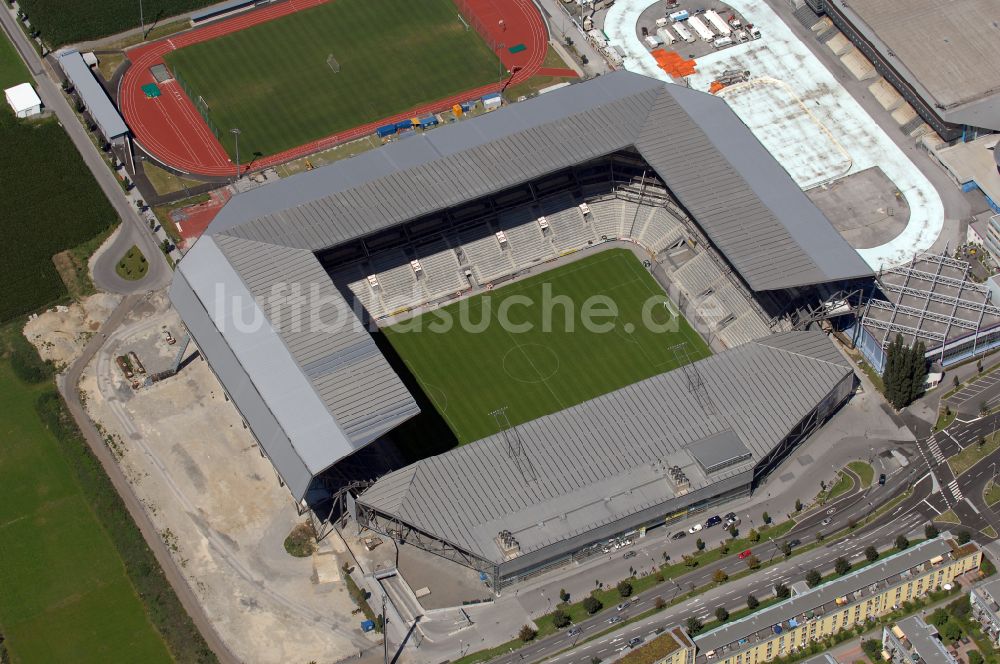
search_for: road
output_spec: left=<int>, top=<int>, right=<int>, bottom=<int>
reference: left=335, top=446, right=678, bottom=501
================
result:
left=56, top=295, right=238, bottom=663
left=0, top=6, right=171, bottom=295
left=483, top=460, right=934, bottom=664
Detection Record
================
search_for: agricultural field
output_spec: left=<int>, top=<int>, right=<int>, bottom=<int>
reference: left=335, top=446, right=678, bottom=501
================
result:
left=17, top=0, right=216, bottom=47
left=164, top=0, right=502, bottom=159
left=0, top=356, right=172, bottom=662
left=0, top=86, right=118, bottom=322
left=384, top=249, right=711, bottom=444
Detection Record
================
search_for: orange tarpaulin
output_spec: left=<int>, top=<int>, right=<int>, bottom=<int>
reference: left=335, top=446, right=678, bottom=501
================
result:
left=708, top=81, right=726, bottom=94
left=651, top=49, right=696, bottom=78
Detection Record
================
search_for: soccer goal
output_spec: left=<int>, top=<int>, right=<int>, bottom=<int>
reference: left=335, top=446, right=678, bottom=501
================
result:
left=326, top=54, right=341, bottom=73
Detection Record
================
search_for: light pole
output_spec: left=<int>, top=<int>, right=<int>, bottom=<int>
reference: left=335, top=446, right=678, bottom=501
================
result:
left=139, top=0, right=144, bottom=39
left=230, top=127, right=241, bottom=181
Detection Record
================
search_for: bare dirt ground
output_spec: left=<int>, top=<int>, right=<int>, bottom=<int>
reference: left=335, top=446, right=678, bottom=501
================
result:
left=23, top=292, right=122, bottom=368
left=63, top=292, right=381, bottom=663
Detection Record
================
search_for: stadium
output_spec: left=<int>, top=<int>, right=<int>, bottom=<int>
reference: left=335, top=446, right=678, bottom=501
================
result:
left=171, top=72, right=876, bottom=589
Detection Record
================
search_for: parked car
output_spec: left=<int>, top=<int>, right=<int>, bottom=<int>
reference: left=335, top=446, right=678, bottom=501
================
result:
left=821, top=517, right=832, bottom=526
left=671, top=531, right=687, bottom=540
left=879, top=473, right=887, bottom=486
left=688, top=523, right=703, bottom=534
left=725, top=512, right=736, bottom=520
left=724, top=517, right=741, bottom=529
left=617, top=601, right=631, bottom=611
left=706, top=515, right=723, bottom=528
left=624, top=551, right=637, bottom=559
left=738, top=549, right=752, bottom=560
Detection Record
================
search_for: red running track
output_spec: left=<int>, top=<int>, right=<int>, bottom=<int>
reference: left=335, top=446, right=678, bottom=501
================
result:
left=120, top=0, right=550, bottom=177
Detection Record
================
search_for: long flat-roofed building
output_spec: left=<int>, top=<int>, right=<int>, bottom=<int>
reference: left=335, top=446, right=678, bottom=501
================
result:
left=803, top=0, right=1000, bottom=141
left=883, top=616, right=957, bottom=664
left=693, top=537, right=982, bottom=664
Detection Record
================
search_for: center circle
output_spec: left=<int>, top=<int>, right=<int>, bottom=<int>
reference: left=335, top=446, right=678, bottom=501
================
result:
left=501, top=344, right=560, bottom=383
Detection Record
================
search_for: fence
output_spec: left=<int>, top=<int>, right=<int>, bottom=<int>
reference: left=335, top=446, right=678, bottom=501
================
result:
left=452, top=0, right=503, bottom=53
left=171, top=66, right=221, bottom=139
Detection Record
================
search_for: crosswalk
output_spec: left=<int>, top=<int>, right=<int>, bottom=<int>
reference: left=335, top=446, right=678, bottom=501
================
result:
left=947, top=479, right=964, bottom=502
left=927, top=438, right=946, bottom=465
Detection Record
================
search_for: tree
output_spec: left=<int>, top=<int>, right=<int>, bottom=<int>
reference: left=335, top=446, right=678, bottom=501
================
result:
left=617, top=580, right=633, bottom=598
left=882, top=335, right=929, bottom=409
left=781, top=541, right=793, bottom=558
left=835, top=557, right=851, bottom=575
left=895, top=534, right=910, bottom=550
left=940, top=619, right=963, bottom=642
left=748, top=528, right=760, bottom=543
left=729, top=526, right=739, bottom=539
left=559, top=588, right=570, bottom=603
left=682, top=554, right=698, bottom=568
left=981, top=403, right=990, bottom=418
left=794, top=499, right=803, bottom=513
left=655, top=596, right=666, bottom=610
left=774, top=583, right=790, bottom=599
left=715, top=606, right=729, bottom=622
left=924, top=524, right=939, bottom=539
left=957, top=530, right=972, bottom=545
left=746, top=555, right=761, bottom=570
left=968, top=650, right=984, bottom=664
left=552, top=608, right=571, bottom=628
left=805, top=569, right=822, bottom=588
left=865, top=545, right=879, bottom=562
left=583, top=596, right=602, bottom=615
left=929, top=607, right=949, bottom=628
left=953, top=375, right=960, bottom=389
left=862, top=640, right=883, bottom=660
left=686, top=616, right=704, bottom=635
left=747, top=594, right=759, bottom=610
left=762, top=512, right=771, bottom=525
left=696, top=538, right=706, bottom=551
left=519, top=625, right=538, bottom=642
left=714, top=569, right=729, bottom=584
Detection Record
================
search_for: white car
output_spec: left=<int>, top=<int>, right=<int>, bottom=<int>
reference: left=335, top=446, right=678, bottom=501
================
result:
left=688, top=523, right=703, bottom=534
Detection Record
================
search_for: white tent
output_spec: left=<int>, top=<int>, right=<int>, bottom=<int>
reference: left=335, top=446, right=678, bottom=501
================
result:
left=5, top=83, right=41, bottom=118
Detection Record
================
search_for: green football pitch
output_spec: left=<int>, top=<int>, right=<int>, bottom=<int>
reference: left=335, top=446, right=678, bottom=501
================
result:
left=383, top=249, right=711, bottom=444
left=164, top=0, right=502, bottom=159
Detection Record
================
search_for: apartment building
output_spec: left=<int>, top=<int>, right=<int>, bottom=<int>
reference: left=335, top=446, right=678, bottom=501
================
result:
left=882, top=615, right=957, bottom=664
left=970, top=576, right=1000, bottom=648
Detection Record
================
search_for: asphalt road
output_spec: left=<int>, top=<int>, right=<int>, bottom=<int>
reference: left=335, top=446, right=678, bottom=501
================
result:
left=0, top=8, right=171, bottom=295
left=485, top=459, right=933, bottom=664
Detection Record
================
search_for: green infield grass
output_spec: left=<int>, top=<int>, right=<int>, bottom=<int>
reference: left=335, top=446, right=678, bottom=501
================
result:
left=0, top=362, right=171, bottom=663
left=384, top=248, right=711, bottom=444
left=164, top=0, right=502, bottom=159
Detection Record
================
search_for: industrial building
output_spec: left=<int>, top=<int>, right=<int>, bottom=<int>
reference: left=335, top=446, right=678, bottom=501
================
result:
left=57, top=49, right=129, bottom=148
left=694, top=536, right=982, bottom=664
left=801, top=0, right=1000, bottom=142
left=853, top=253, right=1000, bottom=372
left=172, top=72, right=874, bottom=585
left=882, top=616, right=957, bottom=664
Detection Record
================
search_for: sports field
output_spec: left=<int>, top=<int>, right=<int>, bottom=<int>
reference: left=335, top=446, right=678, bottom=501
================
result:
left=163, top=0, right=502, bottom=159
left=384, top=249, right=711, bottom=444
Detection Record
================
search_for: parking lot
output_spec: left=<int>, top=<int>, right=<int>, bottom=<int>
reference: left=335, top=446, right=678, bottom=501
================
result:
left=634, top=2, right=754, bottom=59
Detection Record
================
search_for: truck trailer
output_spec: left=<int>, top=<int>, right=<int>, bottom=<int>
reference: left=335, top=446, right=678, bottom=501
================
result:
left=686, top=15, right=715, bottom=42
left=704, top=10, right=732, bottom=37
left=656, top=26, right=676, bottom=44
left=671, top=20, right=695, bottom=43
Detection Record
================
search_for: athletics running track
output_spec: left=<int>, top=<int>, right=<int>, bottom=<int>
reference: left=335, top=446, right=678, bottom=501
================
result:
left=120, top=0, right=550, bottom=177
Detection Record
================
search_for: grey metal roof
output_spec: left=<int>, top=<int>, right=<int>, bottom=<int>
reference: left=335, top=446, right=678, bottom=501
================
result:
left=825, top=0, right=1000, bottom=130
left=688, top=431, right=751, bottom=474
left=893, top=616, right=954, bottom=664
left=694, top=537, right=957, bottom=655
left=171, top=236, right=418, bottom=500
left=205, top=71, right=870, bottom=291
left=57, top=50, right=129, bottom=140
left=175, top=72, right=871, bottom=503
left=358, top=332, right=852, bottom=564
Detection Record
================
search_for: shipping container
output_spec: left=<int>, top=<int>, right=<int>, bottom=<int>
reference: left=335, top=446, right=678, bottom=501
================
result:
left=668, top=9, right=689, bottom=22
left=376, top=123, right=396, bottom=137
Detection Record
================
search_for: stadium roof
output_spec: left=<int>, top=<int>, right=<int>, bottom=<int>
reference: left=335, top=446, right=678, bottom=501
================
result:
left=825, top=0, right=1000, bottom=131
left=174, top=72, right=870, bottom=502
left=694, top=537, right=958, bottom=656
left=358, top=332, right=852, bottom=566
left=56, top=50, right=129, bottom=140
